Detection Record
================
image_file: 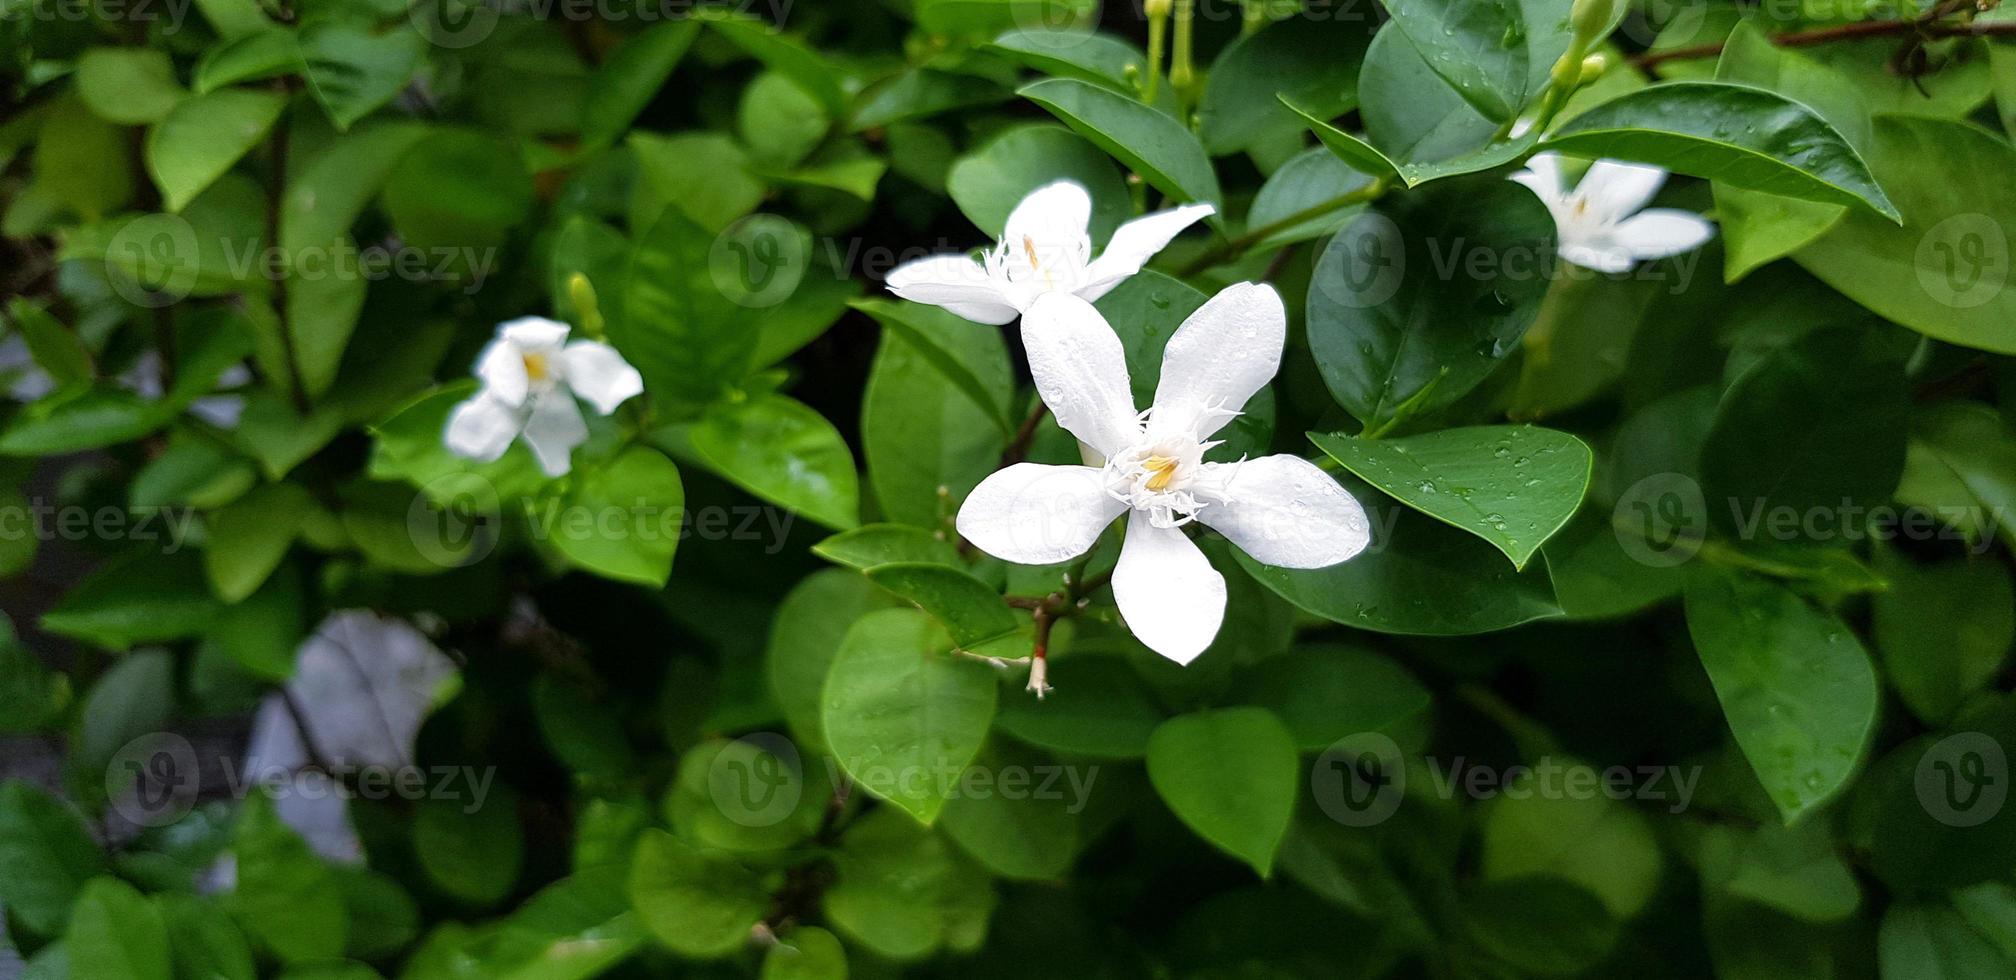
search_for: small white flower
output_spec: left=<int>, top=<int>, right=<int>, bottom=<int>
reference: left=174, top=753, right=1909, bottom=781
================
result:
left=443, top=316, right=643, bottom=478
left=0, top=334, right=54, bottom=402
left=956, top=283, right=1372, bottom=665
left=885, top=180, right=1215, bottom=325
left=119, top=351, right=251, bottom=429
left=1509, top=153, right=1714, bottom=273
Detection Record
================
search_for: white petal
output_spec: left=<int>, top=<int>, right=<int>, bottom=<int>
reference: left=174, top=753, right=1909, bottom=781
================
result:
left=1148, top=281, right=1284, bottom=440
left=1509, top=152, right=1564, bottom=204
left=1077, top=202, right=1217, bottom=301
left=472, top=336, right=530, bottom=408
left=443, top=392, right=523, bottom=463
left=560, top=340, right=644, bottom=415
left=1196, top=455, right=1371, bottom=568
left=885, top=254, right=1022, bottom=324
left=497, top=316, right=571, bottom=352
left=1577, top=159, right=1666, bottom=219
left=955, top=463, right=1125, bottom=565
left=1003, top=180, right=1093, bottom=256
left=189, top=394, right=246, bottom=429
left=1021, top=293, right=1141, bottom=458
left=520, top=393, right=588, bottom=477
left=1112, top=518, right=1225, bottom=665
left=1559, top=238, right=1638, bottom=274
left=1613, top=208, right=1715, bottom=260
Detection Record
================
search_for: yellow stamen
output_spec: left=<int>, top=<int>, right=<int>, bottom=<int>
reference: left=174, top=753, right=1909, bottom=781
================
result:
left=523, top=352, right=551, bottom=381
left=1023, top=234, right=1054, bottom=289
left=1572, top=197, right=1590, bottom=217
left=1143, top=455, right=1179, bottom=491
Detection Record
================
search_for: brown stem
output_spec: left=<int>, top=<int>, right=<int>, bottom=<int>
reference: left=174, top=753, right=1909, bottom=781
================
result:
left=1002, top=400, right=1049, bottom=465
left=1631, top=18, right=2016, bottom=69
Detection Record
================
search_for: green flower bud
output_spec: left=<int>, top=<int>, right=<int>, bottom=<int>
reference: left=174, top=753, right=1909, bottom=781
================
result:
left=1570, top=0, right=1615, bottom=42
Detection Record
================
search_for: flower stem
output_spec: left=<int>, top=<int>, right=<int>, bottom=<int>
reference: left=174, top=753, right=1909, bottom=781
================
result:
left=1144, top=0, right=1170, bottom=103
left=1170, top=0, right=1198, bottom=112
left=1176, top=178, right=1388, bottom=277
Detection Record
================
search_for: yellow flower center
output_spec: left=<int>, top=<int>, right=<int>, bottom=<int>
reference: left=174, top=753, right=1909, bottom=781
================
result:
left=1143, top=455, right=1180, bottom=492
left=522, top=351, right=551, bottom=382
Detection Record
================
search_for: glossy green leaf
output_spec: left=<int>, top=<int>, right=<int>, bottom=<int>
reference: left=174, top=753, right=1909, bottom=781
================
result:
left=1682, top=566, right=1878, bottom=823
left=1544, top=81, right=1899, bottom=220
left=1198, top=16, right=1372, bottom=155
left=69, top=877, right=171, bottom=980
left=1373, top=0, right=1534, bottom=123
left=1872, top=546, right=2013, bottom=728
left=299, top=20, right=424, bottom=130
left=1895, top=402, right=2016, bottom=550
left=945, top=123, right=1131, bottom=243
left=813, top=524, right=961, bottom=571
left=204, top=481, right=313, bottom=602
left=76, top=47, right=186, bottom=125
left=617, top=206, right=756, bottom=408
left=994, top=655, right=1164, bottom=759
left=627, top=830, right=768, bottom=959
left=822, top=805, right=994, bottom=960
left=1146, top=707, right=1298, bottom=876
left=860, top=304, right=1011, bottom=529
left=547, top=446, right=684, bottom=586
left=414, top=787, right=523, bottom=907
left=232, top=793, right=349, bottom=963
left=0, top=781, right=105, bottom=937
left=822, top=608, right=998, bottom=824
left=43, top=553, right=220, bottom=650
left=1232, top=644, right=1431, bottom=752
left=761, top=926, right=848, bottom=980
left=865, top=562, right=1019, bottom=648
left=767, top=570, right=897, bottom=754
left=581, top=19, right=700, bottom=146
left=1019, top=77, right=1223, bottom=216
left=1481, top=763, right=1664, bottom=919
left=146, top=89, right=287, bottom=212
left=939, top=740, right=1081, bottom=880
left=851, top=299, right=1013, bottom=435
left=681, top=392, right=860, bottom=532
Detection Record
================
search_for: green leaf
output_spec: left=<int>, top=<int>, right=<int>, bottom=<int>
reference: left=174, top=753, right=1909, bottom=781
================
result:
left=367, top=382, right=547, bottom=506
left=1711, top=20, right=1866, bottom=281
left=413, top=787, right=523, bottom=907
left=1244, top=147, right=1377, bottom=250
left=1895, top=402, right=2016, bottom=550
left=740, top=72, right=829, bottom=167
left=196, top=30, right=304, bottom=93
left=1372, top=0, right=1533, bottom=123
left=1542, top=81, right=1899, bottom=221
left=680, top=392, right=859, bottom=531
left=822, top=806, right=994, bottom=960
left=35, top=96, right=133, bottom=221
left=860, top=304, right=1012, bottom=528
left=1796, top=114, right=2016, bottom=354
left=1238, top=482, right=1563, bottom=635
left=69, top=877, right=171, bottom=980
left=1232, top=644, right=1431, bottom=752
left=1146, top=708, right=1298, bottom=876
left=67, top=651, right=175, bottom=805
left=850, top=299, right=1013, bottom=435
left=547, top=446, right=684, bottom=586
left=147, top=89, right=287, bottom=212
left=158, top=893, right=257, bottom=980
left=1285, top=96, right=1539, bottom=188
left=280, top=121, right=430, bottom=258
left=1857, top=701, right=2016, bottom=892
left=1197, top=16, right=1371, bottom=155
left=0, top=388, right=173, bottom=455
left=1699, top=821, right=1860, bottom=924
left=581, top=19, right=700, bottom=146
left=767, top=569, right=897, bottom=754
left=761, top=926, right=848, bottom=980
left=1682, top=566, right=1878, bottom=823
left=6, top=299, right=92, bottom=386
left=299, top=20, right=424, bottom=130
left=232, top=793, right=349, bottom=963
left=617, top=206, right=756, bottom=408
left=1699, top=326, right=1907, bottom=543
left=946, top=123, right=1132, bottom=242
left=994, top=655, right=1164, bottom=759
left=822, top=608, right=998, bottom=824
left=76, top=47, right=187, bottom=125
left=204, top=481, right=313, bottom=602
left=1461, top=877, right=1619, bottom=976
left=697, top=10, right=850, bottom=115
left=1481, top=763, right=1664, bottom=919
left=629, top=131, right=766, bottom=234
left=865, top=562, right=1019, bottom=648
left=0, top=781, right=105, bottom=937
left=665, top=738, right=831, bottom=853
left=939, top=740, right=1081, bottom=880
left=813, top=524, right=962, bottom=571
left=1018, top=77, right=1223, bottom=217
left=852, top=68, right=1010, bottom=130
left=1880, top=901, right=2016, bottom=980
left=43, top=552, right=220, bottom=650
left=0, top=630, right=71, bottom=734
left=1310, top=426, right=1591, bottom=569
left=627, top=829, right=769, bottom=959
left=1872, top=546, right=2013, bottom=728
left=381, top=129, right=533, bottom=254
left=983, top=29, right=1156, bottom=99
left=1305, top=179, right=1556, bottom=430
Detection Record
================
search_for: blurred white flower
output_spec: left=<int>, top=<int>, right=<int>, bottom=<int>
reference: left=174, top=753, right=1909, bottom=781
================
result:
left=443, top=316, right=643, bottom=477
left=119, top=350, right=252, bottom=429
left=1510, top=153, right=1714, bottom=273
left=955, top=283, right=1371, bottom=665
left=0, top=334, right=54, bottom=402
left=885, top=180, right=1215, bottom=324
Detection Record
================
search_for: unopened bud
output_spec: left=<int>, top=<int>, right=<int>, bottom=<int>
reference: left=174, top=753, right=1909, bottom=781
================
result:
left=1580, top=53, right=1610, bottom=82
left=567, top=273, right=604, bottom=339
left=1570, top=0, right=1615, bottom=41
left=1146, top=0, right=1171, bottom=15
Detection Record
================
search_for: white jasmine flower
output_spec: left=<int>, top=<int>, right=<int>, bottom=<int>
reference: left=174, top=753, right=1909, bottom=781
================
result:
left=956, top=283, right=1371, bottom=665
left=885, top=180, right=1215, bottom=325
left=443, top=317, right=643, bottom=478
left=119, top=351, right=251, bottom=429
left=1509, top=153, right=1714, bottom=273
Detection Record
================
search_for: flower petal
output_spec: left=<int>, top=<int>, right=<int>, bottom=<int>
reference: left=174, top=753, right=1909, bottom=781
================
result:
left=520, top=393, right=588, bottom=477
left=473, top=336, right=530, bottom=408
left=560, top=340, right=644, bottom=415
left=1613, top=208, right=1715, bottom=260
left=1509, top=152, right=1564, bottom=203
left=189, top=394, right=246, bottom=430
left=1196, top=454, right=1371, bottom=569
left=498, top=316, right=571, bottom=352
left=956, top=463, right=1126, bottom=565
left=1021, top=292, right=1141, bottom=458
left=885, top=254, right=1022, bottom=324
left=1003, top=180, right=1093, bottom=256
left=1559, top=238, right=1638, bottom=274
left=1148, top=281, right=1285, bottom=440
left=1077, top=202, right=1217, bottom=301
left=444, top=392, right=523, bottom=463
left=1577, top=159, right=1666, bottom=219
left=1112, top=518, right=1225, bottom=665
